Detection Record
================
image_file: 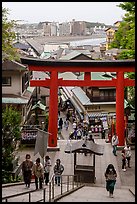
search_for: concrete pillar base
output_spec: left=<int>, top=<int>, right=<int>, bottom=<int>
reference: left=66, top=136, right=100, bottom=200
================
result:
left=47, top=146, right=60, bottom=151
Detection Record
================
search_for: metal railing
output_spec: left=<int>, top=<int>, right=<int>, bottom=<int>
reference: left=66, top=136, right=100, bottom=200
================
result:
left=48, top=174, right=83, bottom=202
left=2, top=188, right=47, bottom=202
left=2, top=174, right=84, bottom=202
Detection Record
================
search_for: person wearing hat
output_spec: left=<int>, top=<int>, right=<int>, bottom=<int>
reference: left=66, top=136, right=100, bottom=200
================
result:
left=44, top=155, right=51, bottom=185
left=53, top=159, right=64, bottom=186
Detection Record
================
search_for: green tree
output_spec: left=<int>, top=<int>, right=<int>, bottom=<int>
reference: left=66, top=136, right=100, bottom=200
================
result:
left=2, top=7, right=19, bottom=61
left=110, top=2, right=135, bottom=107
left=124, top=72, right=135, bottom=107
left=110, top=2, right=135, bottom=59
left=2, top=106, right=21, bottom=183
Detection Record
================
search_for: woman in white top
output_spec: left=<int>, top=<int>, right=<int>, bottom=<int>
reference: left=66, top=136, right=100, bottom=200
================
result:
left=124, top=145, right=132, bottom=168
left=44, top=155, right=51, bottom=185
left=111, top=134, right=119, bottom=156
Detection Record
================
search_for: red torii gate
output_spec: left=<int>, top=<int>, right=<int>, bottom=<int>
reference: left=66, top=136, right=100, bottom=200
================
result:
left=21, top=57, right=135, bottom=148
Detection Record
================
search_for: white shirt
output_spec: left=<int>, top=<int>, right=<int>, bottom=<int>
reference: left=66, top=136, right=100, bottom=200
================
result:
left=72, top=122, right=77, bottom=129
left=124, top=146, right=132, bottom=157
left=44, top=159, right=51, bottom=173
left=111, top=135, right=119, bottom=146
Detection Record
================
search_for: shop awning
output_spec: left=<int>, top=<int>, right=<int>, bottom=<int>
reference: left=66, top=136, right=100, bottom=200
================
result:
left=2, top=97, right=28, bottom=104
left=88, top=112, right=108, bottom=118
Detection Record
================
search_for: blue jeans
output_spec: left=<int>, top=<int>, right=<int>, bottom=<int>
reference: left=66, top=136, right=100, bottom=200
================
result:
left=112, top=145, right=117, bottom=156
left=55, top=175, right=61, bottom=186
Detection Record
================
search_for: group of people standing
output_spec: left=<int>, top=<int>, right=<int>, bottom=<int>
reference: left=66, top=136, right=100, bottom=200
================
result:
left=21, top=154, right=64, bottom=190
left=111, top=134, right=132, bottom=171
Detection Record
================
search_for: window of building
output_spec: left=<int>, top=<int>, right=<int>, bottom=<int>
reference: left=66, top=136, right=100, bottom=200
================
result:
left=92, top=89, right=99, bottom=96
left=2, top=76, right=11, bottom=86
left=108, top=31, right=113, bottom=36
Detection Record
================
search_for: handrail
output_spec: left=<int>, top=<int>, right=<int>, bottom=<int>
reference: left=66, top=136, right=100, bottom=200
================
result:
left=48, top=174, right=84, bottom=202
left=2, top=188, right=46, bottom=202
left=2, top=174, right=84, bottom=202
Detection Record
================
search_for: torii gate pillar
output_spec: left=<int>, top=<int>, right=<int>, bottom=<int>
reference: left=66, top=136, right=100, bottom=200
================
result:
left=116, top=72, right=125, bottom=146
left=48, top=71, right=58, bottom=147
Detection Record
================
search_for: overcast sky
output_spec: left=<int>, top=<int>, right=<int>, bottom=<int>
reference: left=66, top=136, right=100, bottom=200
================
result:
left=2, top=2, right=126, bottom=25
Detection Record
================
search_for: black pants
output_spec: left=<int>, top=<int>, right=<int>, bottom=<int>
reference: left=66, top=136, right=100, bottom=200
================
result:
left=44, top=172, right=49, bottom=184
left=126, top=156, right=131, bottom=167
left=23, top=170, right=32, bottom=187
left=35, top=176, right=43, bottom=189
left=122, top=158, right=126, bottom=169
left=106, top=180, right=116, bottom=194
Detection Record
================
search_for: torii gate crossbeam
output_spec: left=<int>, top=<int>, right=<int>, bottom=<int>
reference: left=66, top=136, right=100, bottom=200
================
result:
left=21, top=57, right=135, bottom=148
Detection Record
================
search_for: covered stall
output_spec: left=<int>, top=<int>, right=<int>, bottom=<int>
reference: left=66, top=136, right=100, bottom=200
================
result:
left=65, top=139, right=104, bottom=183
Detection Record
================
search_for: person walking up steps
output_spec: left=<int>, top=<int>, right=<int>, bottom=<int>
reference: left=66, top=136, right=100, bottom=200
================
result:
left=21, top=154, right=33, bottom=188
left=32, top=158, right=44, bottom=190
left=105, top=164, right=117, bottom=198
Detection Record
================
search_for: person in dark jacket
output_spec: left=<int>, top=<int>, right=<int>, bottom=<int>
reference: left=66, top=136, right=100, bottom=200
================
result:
left=102, top=128, right=105, bottom=139
left=104, top=164, right=117, bottom=198
left=22, top=154, right=33, bottom=188
left=58, top=118, right=63, bottom=130
left=53, top=159, right=64, bottom=186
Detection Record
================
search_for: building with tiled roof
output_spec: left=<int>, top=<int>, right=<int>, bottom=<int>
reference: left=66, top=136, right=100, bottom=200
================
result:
left=105, top=21, right=121, bottom=50
left=13, top=42, right=30, bottom=51
left=60, top=50, right=92, bottom=60
left=2, top=59, right=35, bottom=125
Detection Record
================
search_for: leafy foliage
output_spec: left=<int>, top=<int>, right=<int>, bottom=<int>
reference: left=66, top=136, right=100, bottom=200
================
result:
left=110, top=2, right=135, bottom=108
left=110, top=2, right=135, bottom=59
left=117, top=50, right=135, bottom=59
left=2, top=7, right=19, bottom=61
left=119, top=2, right=135, bottom=23
left=2, top=106, right=21, bottom=183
